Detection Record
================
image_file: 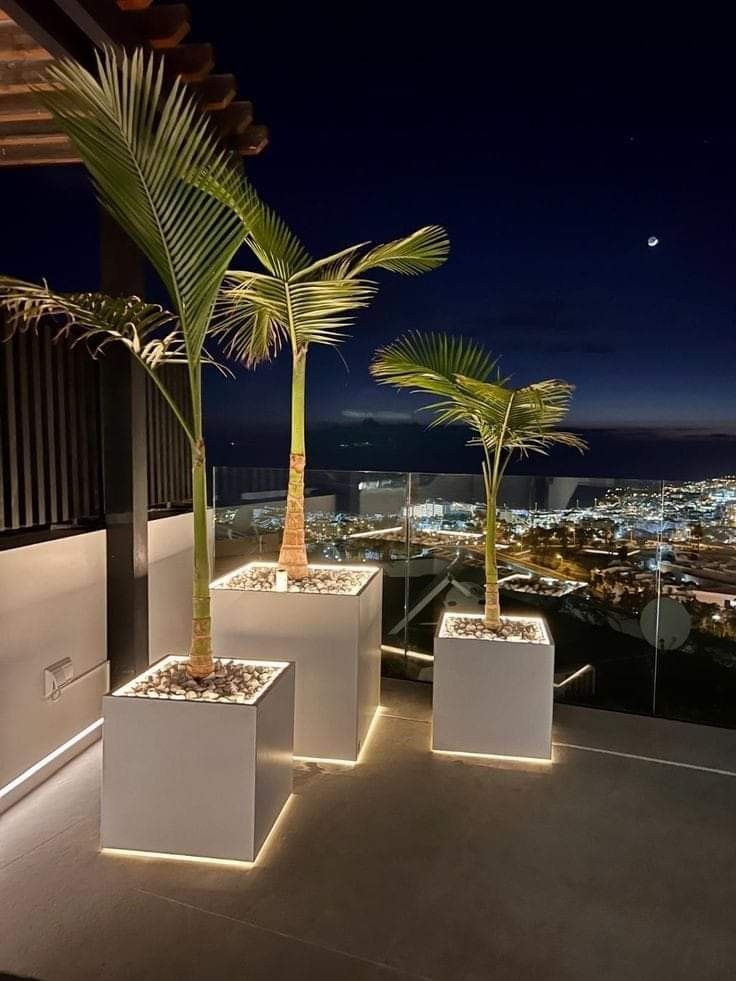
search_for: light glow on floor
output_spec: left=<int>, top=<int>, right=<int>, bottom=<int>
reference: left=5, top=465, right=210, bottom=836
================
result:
left=294, top=706, right=384, bottom=767
left=432, top=747, right=553, bottom=765
left=381, top=644, right=434, bottom=663
left=0, top=718, right=104, bottom=802
left=101, top=793, right=297, bottom=868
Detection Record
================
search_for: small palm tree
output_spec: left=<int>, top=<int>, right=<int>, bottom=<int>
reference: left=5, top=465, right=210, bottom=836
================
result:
left=208, top=185, right=449, bottom=578
left=0, top=49, right=247, bottom=679
left=370, top=333, right=586, bottom=628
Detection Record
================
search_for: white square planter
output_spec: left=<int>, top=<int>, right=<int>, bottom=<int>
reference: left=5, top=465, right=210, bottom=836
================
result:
left=432, top=613, right=554, bottom=761
left=101, top=656, right=295, bottom=863
left=211, top=563, right=382, bottom=762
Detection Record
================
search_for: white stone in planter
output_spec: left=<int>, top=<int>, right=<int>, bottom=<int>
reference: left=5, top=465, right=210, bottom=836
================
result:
left=211, top=562, right=382, bottom=762
left=432, top=613, right=554, bottom=761
left=101, top=655, right=295, bottom=863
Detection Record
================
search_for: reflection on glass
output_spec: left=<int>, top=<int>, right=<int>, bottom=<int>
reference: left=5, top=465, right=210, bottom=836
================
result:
left=213, top=468, right=736, bottom=728
left=213, top=468, right=409, bottom=658
left=653, top=479, right=736, bottom=726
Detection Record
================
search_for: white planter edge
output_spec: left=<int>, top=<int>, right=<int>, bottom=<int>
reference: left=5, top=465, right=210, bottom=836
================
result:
left=101, top=654, right=295, bottom=864
left=432, top=612, right=555, bottom=763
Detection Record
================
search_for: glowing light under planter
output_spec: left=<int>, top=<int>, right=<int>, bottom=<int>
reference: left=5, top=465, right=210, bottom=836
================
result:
left=294, top=706, right=384, bottom=766
left=432, top=748, right=553, bottom=764
left=101, top=794, right=297, bottom=868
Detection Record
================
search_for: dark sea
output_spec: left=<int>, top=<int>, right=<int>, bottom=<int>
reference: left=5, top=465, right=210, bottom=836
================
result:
left=207, top=421, right=736, bottom=483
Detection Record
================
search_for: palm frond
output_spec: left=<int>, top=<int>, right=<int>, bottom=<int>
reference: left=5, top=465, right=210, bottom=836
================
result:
left=193, top=170, right=312, bottom=279
left=371, top=332, right=586, bottom=461
left=348, top=226, right=450, bottom=278
left=214, top=272, right=287, bottom=366
left=39, top=47, right=245, bottom=361
left=0, top=277, right=175, bottom=352
left=216, top=270, right=378, bottom=361
left=371, top=331, right=498, bottom=394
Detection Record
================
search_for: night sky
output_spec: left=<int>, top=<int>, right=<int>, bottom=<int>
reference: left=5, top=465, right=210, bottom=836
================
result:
left=2, top=16, right=735, bottom=477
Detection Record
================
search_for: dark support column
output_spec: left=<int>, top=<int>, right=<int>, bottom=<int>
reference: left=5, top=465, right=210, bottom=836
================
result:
left=99, top=207, right=149, bottom=687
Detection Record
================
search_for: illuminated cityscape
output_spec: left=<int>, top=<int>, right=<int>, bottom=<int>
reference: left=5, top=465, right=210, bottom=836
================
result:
left=215, top=470, right=736, bottom=724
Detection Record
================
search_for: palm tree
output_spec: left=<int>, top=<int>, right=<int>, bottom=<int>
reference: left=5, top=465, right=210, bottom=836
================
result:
left=206, top=182, right=449, bottom=578
left=0, top=48, right=248, bottom=679
left=370, top=333, right=586, bottom=628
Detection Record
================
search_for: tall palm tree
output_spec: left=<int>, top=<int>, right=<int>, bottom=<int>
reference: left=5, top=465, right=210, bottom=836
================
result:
left=0, top=48, right=249, bottom=678
left=206, top=180, right=449, bottom=578
left=370, top=333, right=586, bottom=628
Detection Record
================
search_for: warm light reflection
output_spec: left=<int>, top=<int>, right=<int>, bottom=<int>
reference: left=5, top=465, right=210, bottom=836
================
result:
left=210, top=560, right=380, bottom=595
left=102, top=793, right=297, bottom=868
left=432, top=747, right=553, bottom=765
left=110, top=654, right=291, bottom=702
left=294, top=706, right=383, bottom=766
left=381, top=644, right=434, bottom=662
left=438, top=611, right=551, bottom=645
left=0, top=718, right=104, bottom=802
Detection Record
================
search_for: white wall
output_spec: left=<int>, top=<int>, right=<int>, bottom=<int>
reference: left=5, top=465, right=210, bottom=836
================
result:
left=0, top=512, right=215, bottom=812
left=148, top=511, right=195, bottom=663
left=0, top=532, right=108, bottom=801
left=148, top=510, right=213, bottom=664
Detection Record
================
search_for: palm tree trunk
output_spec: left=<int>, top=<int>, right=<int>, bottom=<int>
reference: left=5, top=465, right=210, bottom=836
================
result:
left=188, top=368, right=214, bottom=679
left=484, top=478, right=501, bottom=629
left=278, top=347, right=309, bottom=578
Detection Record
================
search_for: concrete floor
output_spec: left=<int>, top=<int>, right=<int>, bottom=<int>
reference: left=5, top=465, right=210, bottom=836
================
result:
left=2, top=679, right=736, bottom=981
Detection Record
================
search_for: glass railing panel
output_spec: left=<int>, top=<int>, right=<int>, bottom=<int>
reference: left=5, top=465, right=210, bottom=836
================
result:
left=405, top=472, right=662, bottom=714
left=213, top=467, right=410, bottom=657
left=654, top=479, right=736, bottom=726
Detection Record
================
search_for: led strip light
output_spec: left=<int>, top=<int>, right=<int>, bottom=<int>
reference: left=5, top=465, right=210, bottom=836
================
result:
left=0, top=718, right=103, bottom=803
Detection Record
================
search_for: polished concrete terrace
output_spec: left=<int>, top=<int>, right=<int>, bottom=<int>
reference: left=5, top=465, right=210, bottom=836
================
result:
left=2, top=679, right=736, bottom=980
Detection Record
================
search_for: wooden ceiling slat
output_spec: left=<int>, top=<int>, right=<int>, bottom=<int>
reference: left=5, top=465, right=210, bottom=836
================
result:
left=236, top=124, right=269, bottom=157
left=123, top=4, right=190, bottom=51
left=0, top=6, right=267, bottom=165
left=0, top=93, right=52, bottom=121
left=0, top=20, right=48, bottom=62
left=0, top=58, right=54, bottom=91
left=0, top=115, right=60, bottom=136
left=0, top=130, right=77, bottom=166
left=213, top=100, right=253, bottom=138
left=116, top=0, right=153, bottom=10
left=0, top=131, right=70, bottom=146
left=162, top=43, right=214, bottom=82
left=188, top=73, right=236, bottom=111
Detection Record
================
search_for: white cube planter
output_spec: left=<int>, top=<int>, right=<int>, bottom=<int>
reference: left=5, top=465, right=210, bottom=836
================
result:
left=432, top=613, right=554, bottom=761
left=212, top=563, right=382, bottom=762
left=101, top=656, right=295, bottom=863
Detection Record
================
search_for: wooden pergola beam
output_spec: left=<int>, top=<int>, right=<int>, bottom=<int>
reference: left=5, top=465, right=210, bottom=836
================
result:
left=0, top=58, right=54, bottom=91
left=162, top=42, right=214, bottom=82
left=0, top=21, right=47, bottom=62
left=237, top=123, right=269, bottom=156
left=0, top=130, right=76, bottom=164
left=0, top=3, right=268, bottom=164
left=0, top=91, right=53, bottom=120
left=188, top=73, right=236, bottom=111
left=213, top=100, right=253, bottom=138
left=123, top=3, right=190, bottom=50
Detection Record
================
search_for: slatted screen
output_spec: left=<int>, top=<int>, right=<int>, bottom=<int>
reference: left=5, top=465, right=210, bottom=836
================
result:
left=0, top=329, right=101, bottom=531
left=146, top=365, right=192, bottom=509
left=1, top=326, right=192, bottom=533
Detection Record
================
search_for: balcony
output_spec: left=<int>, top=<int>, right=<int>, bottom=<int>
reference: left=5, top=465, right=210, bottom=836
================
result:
left=3, top=466, right=736, bottom=978
left=4, top=675, right=736, bottom=978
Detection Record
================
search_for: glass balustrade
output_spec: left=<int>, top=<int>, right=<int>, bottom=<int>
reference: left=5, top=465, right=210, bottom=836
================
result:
left=213, top=467, right=736, bottom=728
